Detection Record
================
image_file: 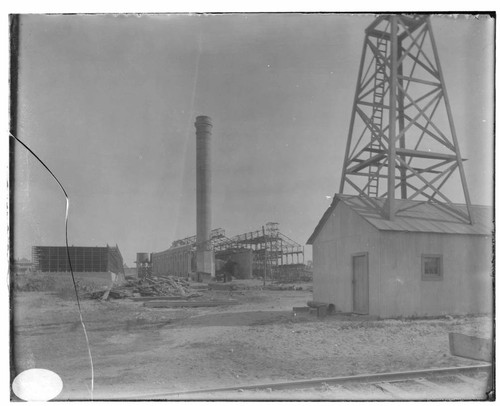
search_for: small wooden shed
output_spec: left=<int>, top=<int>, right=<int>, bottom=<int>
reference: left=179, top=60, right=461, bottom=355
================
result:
left=307, top=194, right=493, bottom=318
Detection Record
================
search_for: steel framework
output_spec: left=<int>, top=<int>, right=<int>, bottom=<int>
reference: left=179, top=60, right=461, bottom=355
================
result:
left=32, top=245, right=124, bottom=273
left=171, top=228, right=238, bottom=251
left=227, top=222, right=305, bottom=278
left=339, top=15, right=473, bottom=223
left=168, top=223, right=305, bottom=279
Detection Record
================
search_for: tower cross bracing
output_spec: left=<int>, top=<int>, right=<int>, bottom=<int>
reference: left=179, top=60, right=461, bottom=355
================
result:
left=339, top=15, right=473, bottom=224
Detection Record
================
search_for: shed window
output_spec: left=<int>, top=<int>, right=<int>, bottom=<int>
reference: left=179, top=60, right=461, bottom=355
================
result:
left=421, top=254, right=443, bottom=281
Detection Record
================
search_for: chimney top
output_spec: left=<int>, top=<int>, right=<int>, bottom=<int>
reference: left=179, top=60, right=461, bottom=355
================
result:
left=195, top=116, right=212, bottom=127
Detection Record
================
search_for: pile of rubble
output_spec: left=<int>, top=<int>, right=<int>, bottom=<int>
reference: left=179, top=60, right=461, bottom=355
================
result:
left=84, top=275, right=202, bottom=300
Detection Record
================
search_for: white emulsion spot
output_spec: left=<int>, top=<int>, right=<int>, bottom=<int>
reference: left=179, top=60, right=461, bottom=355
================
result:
left=12, top=368, right=63, bottom=401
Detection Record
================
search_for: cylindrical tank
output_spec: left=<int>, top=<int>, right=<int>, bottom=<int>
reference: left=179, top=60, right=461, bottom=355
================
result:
left=136, top=252, right=149, bottom=264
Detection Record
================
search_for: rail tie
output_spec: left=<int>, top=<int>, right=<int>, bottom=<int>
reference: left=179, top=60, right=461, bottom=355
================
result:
left=114, top=364, right=492, bottom=400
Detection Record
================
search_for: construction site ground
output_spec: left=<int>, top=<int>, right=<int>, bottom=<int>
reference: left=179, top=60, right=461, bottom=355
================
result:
left=11, top=276, right=492, bottom=400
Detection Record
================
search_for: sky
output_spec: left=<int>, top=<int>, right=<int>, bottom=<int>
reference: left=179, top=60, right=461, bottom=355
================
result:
left=12, top=13, right=494, bottom=266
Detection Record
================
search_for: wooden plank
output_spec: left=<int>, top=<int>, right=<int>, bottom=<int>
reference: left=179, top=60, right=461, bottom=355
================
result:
left=100, top=280, right=115, bottom=301
left=396, top=148, right=456, bottom=161
left=364, top=15, right=387, bottom=34
left=292, top=306, right=310, bottom=313
left=413, top=378, right=442, bottom=391
left=190, top=285, right=209, bottom=290
left=449, top=333, right=492, bottom=362
left=144, top=300, right=237, bottom=308
left=346, top=153, right=386, bottom=174
left=454, top=374, right=484, bottom=386
left=373, top=382, right=406, bottom=398
left=131, top=296, right=185, bottom=301
left=306, top=301, right=329, bottom=308
left=208, top=282, right=236, bottom=291
left=366, top=28, right=391, bottom=41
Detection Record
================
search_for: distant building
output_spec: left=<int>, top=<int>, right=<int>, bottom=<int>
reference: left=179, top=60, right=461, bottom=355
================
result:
left=307, top=195, right=493, bottom=318
left=32, top=245, right=124, bottom=275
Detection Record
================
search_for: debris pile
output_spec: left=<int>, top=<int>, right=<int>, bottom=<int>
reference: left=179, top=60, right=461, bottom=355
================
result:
left=84, top=275, right=202, bottom=300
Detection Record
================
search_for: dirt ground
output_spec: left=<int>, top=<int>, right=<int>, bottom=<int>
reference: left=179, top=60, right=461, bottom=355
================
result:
left=11, top=276, right=493, bottom=401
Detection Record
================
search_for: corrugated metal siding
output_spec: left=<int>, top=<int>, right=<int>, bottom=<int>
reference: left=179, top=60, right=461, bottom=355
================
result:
left=151, top=245, right=194, bottom=278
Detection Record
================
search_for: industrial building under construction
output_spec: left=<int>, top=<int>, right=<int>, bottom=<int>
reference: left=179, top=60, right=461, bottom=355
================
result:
left=139, top=116, right=308, bottom=283
left=31, top=245, right=124, bottom=275
left=149, top=222, right=308, bottom=282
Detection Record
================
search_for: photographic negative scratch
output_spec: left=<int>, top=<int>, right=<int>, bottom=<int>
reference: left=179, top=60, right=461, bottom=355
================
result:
left=9, top=133, right=95, bottom=400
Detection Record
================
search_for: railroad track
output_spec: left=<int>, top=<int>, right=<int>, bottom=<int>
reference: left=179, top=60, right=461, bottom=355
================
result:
left=117, top=364, right=493, bottom=401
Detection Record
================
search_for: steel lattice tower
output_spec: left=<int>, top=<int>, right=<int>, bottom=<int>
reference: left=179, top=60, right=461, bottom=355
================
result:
left=339, top=15, right=473, bottom=224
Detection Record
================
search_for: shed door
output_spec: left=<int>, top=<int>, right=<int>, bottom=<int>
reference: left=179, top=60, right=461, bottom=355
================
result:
left=352, top=253, right=369, bottom=314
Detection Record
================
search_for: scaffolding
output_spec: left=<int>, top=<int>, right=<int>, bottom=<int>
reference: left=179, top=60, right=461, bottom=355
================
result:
left=158, top=222, right=306, bottom=280
left=222, top=222, right=305, bottom=279
left=31, top=245, right=124, bottom=274
left=171, top=228, right=242, bottom=251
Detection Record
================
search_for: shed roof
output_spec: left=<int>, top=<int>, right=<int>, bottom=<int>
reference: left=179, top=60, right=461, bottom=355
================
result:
left=307, top=194, right=493, bottom=244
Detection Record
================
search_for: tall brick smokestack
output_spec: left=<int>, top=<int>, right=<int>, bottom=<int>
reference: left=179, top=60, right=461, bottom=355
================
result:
left=194, top=116, right=214, bottom=277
